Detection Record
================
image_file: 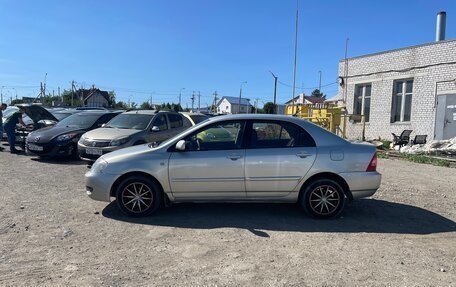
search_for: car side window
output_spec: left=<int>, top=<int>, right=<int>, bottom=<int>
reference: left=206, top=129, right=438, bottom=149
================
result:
left=97, top=113, right=118, bottom=126
left=182, top=116, right=192, bottom=127
left=168, top=114, right=183, bottom=129
left=183, top=121, right=245, bottom=151
left=249, top=121, right=315, bottom=148
left=153, top=114, right=168, bottom=130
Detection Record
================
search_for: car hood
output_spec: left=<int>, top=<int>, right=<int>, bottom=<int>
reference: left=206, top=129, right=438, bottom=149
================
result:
left=29, top=126, right=86, bottom=143
left=82, top=128, right=142, bottom=140
left=23, top=106, right=58, bottom=123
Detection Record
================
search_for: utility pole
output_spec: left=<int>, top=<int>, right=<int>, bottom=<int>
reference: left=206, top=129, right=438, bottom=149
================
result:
left=71, top=80, right=75, bottom=107
left=179, top=88, right=185, bottom=107
left=238, top=81, right=247, bottom=114
left=254, top=98, right=261, bottom=114
left=212, top=91, right=218, bottom=113
left=197, top=91, right=201, bottom=112
left=291, top=0, right=299, bottom=116
left=269, top=71, right=278, bottom=114
left=318, top=70, right=322, bottom=92
left=150, top=93, right=153, bottom=109
left=191, top=92, right=195, bottom=112
left=0, top=86, right=4, bottom=104
left=343, top=38, right=349, bottom=103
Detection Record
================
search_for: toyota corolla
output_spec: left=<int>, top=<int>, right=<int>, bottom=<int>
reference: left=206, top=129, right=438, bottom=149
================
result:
left=85, top=114, right=381, bottom=218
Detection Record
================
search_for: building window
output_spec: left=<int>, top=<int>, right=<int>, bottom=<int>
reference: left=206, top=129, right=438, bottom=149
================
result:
left=353, top=83, right=371, bottom=122
left=391, top=79, right=413, bottom=122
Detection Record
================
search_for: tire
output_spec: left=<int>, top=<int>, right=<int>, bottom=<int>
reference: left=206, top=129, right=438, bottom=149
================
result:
left=299, top=178, right=346, bottom=219
left=115, top=175, right=162, bottom=217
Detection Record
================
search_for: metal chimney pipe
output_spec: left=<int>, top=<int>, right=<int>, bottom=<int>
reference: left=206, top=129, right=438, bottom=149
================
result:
left=436, top=11, right=446, bottom=41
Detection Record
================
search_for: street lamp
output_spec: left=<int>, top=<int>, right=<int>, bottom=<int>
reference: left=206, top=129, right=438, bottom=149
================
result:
left=179, top=88, right=185, bottom=107
left=238, top=81, right=247, bottom=114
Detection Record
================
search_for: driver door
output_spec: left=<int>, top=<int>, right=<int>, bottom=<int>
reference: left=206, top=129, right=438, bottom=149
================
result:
left=168, top=120, right=247, bottom=200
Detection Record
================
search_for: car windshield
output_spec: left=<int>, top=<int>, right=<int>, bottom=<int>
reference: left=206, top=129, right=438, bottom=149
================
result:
left=189, top=114, right=210, bottom=124
left=53, top=112, right=75, bottom=121
left=56, top=114, right=101, bottom=128
left=105, top=114, right=153, bottom=130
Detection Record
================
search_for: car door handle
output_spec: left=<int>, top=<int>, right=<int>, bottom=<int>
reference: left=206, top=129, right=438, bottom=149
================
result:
left=227, top=154, right=242, bottom=160
left=296, top=152, right=312, bottom=158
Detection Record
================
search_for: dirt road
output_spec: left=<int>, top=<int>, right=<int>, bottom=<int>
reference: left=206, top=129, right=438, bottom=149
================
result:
left=0, top=151, right=455, bottom=286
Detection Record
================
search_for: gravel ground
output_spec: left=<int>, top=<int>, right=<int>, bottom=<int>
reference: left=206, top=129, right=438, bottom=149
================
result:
left=0, top=145, right=455, bottom=286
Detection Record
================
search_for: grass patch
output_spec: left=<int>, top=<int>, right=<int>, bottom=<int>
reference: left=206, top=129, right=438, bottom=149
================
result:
left=377, top=152, right=390, bottom=159
left=400, top=154, right=450, bottom=167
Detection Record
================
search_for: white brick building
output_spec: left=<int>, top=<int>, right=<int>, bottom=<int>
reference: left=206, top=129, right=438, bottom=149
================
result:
left=338, top=39, right=456, bottom=141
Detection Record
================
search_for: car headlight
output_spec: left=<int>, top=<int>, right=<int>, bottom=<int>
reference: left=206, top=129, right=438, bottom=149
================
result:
left=110, top=136, right=131, bottom=146
left=91, top=158, right=108, bottom=174
left=56, top=133, right=78, bottom=142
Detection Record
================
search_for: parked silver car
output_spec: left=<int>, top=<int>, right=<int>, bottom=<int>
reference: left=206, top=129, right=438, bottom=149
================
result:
left=78, top=110, right=201, bottom=161
left=85, top=114, right=381, bottom=218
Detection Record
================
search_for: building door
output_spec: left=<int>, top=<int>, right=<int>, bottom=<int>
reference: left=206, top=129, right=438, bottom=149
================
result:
left=435, top=94, right=456, bottom=140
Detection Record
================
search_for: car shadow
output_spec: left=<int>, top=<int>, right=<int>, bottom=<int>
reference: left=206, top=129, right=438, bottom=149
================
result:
left=102, top=199, right=456, bottom=237
left=30, top=157, right=88, bottom=166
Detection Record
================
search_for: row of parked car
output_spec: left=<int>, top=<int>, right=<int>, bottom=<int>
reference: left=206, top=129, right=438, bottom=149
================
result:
left=2, top=104, right=382, bottom=220
left=2, top=104, right=210, bottom=161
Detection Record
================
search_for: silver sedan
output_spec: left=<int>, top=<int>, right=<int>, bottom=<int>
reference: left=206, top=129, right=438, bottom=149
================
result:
left=85, top=114, right=381, bottom=218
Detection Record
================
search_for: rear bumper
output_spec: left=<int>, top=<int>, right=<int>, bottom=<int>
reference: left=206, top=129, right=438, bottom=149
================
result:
left=339, top=171, right=381, bottom=199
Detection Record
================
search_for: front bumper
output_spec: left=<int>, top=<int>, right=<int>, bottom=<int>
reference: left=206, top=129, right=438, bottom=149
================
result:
left=78, top=143, right=121, bottom=161
left=26, top=140, right=77, bottom=157
left=85, top=170, right=119, bottom=202
left=339, top=171, right=382, bottom=199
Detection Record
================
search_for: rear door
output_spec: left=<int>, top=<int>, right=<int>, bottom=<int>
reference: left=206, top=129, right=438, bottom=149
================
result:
left=167, top=113, right=187, bottom=138
left=244, top=120, right=317, bottom=198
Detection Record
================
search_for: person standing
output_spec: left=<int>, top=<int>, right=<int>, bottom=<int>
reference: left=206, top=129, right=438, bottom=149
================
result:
left=3, top=106, right=25, bottom=153
left=0, top=103, right=7, bottom=151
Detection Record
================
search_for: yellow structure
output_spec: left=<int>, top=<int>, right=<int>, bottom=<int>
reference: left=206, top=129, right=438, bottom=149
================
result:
left=285, top=104, right=365, bottom=140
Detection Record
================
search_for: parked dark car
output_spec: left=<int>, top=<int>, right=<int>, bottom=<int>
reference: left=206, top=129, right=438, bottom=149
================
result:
left=26, top=110, right=121, bottom=158
left=9, top=104, right=60, bottom=149
left=51, top=109, right=82, bottom=121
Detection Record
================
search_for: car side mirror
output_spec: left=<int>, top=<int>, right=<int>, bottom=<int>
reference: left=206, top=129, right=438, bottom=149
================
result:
left=175, top=139, right=186, bottom=151
left=101, top=123, right=107, bottom=128
left=151, top=126, right=160, bottom=132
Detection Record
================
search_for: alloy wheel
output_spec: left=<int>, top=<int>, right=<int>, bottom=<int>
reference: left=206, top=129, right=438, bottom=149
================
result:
left=121, top=182, right=154, bottom=213
left=309, top=185, right=341, bottom=216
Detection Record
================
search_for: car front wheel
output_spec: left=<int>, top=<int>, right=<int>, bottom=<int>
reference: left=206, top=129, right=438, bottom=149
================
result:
left=115, top=175, right=162, bottom=217
left=300, top=178, right=346, bottom=219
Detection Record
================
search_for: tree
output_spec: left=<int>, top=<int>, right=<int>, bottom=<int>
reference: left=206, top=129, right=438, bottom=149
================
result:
left=263, top=102, right=275, bottom=114
left=140, top=101, right=152, bottom=110
left=113, top=101, right=128, bottom=109
left=311, top=89, right=326, bottom=99
left=107, top=91, right=116, bottom=107
left=171, top=103, right=183, bottom=112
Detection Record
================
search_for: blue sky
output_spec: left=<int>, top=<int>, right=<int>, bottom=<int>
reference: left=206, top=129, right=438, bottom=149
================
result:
left=1, top=0, right=455, bottom=108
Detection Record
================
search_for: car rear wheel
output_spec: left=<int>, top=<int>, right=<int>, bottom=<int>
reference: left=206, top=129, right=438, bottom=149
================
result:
left=115, top=175, right=162, bottom=217
left=300, top=178, right=345, bottom=219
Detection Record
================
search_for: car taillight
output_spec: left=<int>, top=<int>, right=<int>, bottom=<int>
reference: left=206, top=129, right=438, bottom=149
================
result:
left=366, top=152, right=377, bottom=172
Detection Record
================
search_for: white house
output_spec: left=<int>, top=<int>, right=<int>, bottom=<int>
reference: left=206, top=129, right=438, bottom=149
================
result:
left=217, top=96, right=252, bottom=114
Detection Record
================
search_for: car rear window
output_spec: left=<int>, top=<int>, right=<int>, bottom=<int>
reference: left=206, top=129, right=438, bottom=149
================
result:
left=189, top=114, right=209, bottom=124
left=249, top=121, right=315, bottom=148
